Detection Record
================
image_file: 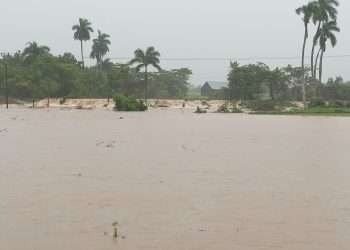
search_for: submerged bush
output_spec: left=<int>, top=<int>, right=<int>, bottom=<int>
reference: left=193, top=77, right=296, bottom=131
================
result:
left=113, top=94, right=147, bottom=111
left=217, top=102, right=242, bottom=113
left=194, top=106, right=207, bottom=113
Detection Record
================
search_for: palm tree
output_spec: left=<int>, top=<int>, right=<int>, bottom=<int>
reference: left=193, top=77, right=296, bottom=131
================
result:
left=310, top=0, right=339, bottom=78
left=316, top=20, right=340, bottom=82
left=22, top=42, right=50, bottom=108
left=90, top=30, right=111, bottom=69
left=314, top=46, right=322, bottom=77
left=72, top=18, right=94, bottom=68
left=296, top=3, right=314, bottom=106
left=22, top=42, right=50, bottom=65
left=101, top=58, right=114, bottom=71
left=129, top=47, right=161, bottom=103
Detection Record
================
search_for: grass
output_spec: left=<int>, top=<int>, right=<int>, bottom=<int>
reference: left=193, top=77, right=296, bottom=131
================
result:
left=251, top=107, right=350, bottom=116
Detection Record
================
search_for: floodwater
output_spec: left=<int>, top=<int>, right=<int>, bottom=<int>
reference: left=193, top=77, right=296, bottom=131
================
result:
left=1, top=108, right=350, bottom=250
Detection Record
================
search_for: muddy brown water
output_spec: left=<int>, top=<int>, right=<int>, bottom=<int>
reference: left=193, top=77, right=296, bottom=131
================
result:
left=1, top=108, right=350, bottom=250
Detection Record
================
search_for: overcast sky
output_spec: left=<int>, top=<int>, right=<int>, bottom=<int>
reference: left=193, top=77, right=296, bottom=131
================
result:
left=2, top=0, right=350, bottom=85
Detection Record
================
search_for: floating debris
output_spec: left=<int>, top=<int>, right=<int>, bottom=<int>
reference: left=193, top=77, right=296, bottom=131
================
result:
left=96, top=140, right=116, bottom=148
left=112, top=222, right=119, bottom=239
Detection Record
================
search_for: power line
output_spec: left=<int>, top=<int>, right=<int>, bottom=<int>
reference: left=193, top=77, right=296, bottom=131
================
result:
left=101, top=54, right=350, bottom=62
left=2, top=51, right=350, bottom=62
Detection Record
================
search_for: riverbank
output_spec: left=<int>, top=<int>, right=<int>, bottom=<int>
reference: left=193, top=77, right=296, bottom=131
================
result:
left=3, top=98, right=350, bottom=117
left=1, top=98, right=227, bottom=112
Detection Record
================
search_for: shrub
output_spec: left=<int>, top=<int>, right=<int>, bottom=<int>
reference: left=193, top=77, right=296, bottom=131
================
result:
left=309, top=99, right=326, bottom=108
left=217, top=103, right=242, bottom=113
left=113, top=94, right=147, bottom=111
left=59, top=97, right=67, bottom=105
left=328, top=100, right=346, bottom=108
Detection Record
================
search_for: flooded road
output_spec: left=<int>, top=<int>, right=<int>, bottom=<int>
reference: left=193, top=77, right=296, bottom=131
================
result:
left=1, top=108, right=350, bottom=250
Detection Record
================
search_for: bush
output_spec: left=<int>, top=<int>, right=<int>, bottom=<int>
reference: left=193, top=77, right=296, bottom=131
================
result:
left=113, top=94, right=147, bottom=111
left=328, top=100, right=346, bottom=108
left=309, top=99, right=326, bottom=108
left=59, top=97, right=67, bottom=105
left=217, top=103, right=242, bottom=113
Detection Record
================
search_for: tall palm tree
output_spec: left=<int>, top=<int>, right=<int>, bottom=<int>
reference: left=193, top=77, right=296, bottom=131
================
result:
left=90, top=30, right=111, bottom=69
left=22, top=42, right=50, bottom=65
left=310, top=0, right=339, bottom=78
left=296, top=3, right=314, bottom=106
left=72, top=18, right=94, bottom=68
left=316, top=20, right=340, bottom=82
left=129, top=47, right=161, bottom=103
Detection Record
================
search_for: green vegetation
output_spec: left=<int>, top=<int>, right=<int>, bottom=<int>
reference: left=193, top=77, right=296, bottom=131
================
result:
left=252, top=107, right=350, bottom=116
left=113, top=94, right=147, bottom=111
left=72, top=18, right=94, bottom=68
left=0, top=18, right=194, bottom=108
left=296, top=0, right=340, bottom=105
left=227, top=62, right=289, bottom=101
left=90, top=30, right=111, bottom=69
left=129, top=47, right=162, bottom=103
left=217, top=102, right=242, bottom=113
left=249, top=99, right=350, bottom=116
left=242, top=100, right=295, bottom=112
left=0, top=1, right=347, bottom=115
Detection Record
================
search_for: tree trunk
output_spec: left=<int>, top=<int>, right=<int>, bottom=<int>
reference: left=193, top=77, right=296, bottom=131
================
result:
left=269, top=84, right=275, bottom=100
left=301, top=23, right=308, bottom=108
left=47, top=83, right=50, bottom=108
left=311, top=21, right=321, bottom=78
left=32, top=82, right=35, bottom=109
left=80, top=40, right=85, bottom=69
left=144, top=66, right=148, bottom=104
left=314, top=48, right=322, bottom=78
left=319, top=50, right=324, bottom=83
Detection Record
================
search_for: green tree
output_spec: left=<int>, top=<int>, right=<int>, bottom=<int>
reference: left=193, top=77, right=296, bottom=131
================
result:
left=316, top=20, right=340, bottom=82
left=90, top=30, right=111, bottom=69
left=310, top=0, right=339, bottom=78
left=296, top=2, right=315, bottom=106
left=22, top=42, right=50, bottom=107
left=148, top=68, right=192, bottom=98
left=129, top=47, right=161, bottom=103
left=266, top=68, right=289, bottom=100
left=228, top=62, right=268, bottom=100
left=22, top=42, right=50, bottom=65
left=58, top=52, right=78, bottom=64
left=72, top=18, right=94, bottom=68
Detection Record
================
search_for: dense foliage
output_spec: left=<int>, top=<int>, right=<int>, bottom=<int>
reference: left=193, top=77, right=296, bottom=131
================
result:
left=0, top=48, right=192, bottom=103
left=225, top=62, right=350, bottom=103
left=113, top=94, right=147, bottom=111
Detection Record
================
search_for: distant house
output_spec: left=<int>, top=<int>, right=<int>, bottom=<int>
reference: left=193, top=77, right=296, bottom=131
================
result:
left=201, top=81, right=228, bottom=99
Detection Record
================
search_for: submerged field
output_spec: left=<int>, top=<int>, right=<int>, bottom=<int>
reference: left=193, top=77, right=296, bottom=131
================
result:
left=0, top=108, right=350, bottom=250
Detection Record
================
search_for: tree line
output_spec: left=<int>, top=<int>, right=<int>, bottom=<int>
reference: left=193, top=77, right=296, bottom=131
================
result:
left=0, top=18, right=192, bottom=106
left=1, top=1, right=347, bottom=106
left=225, top=0, right=344, bottom=104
